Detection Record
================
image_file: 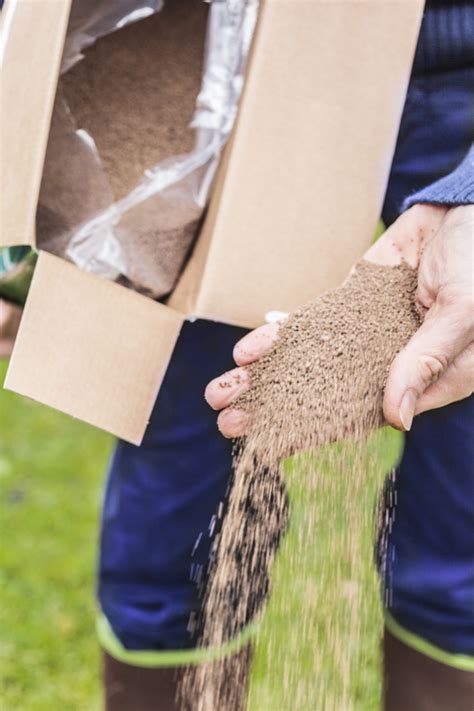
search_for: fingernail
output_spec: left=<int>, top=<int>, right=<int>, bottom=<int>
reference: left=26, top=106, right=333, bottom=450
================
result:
left=399, top=390, right=417, bottom=431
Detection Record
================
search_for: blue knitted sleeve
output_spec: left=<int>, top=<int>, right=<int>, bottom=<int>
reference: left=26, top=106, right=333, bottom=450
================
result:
left=403, top=144, right=474, bottom=210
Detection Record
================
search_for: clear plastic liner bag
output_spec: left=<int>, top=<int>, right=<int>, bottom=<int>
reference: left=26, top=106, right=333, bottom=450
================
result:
left=57, top=0, right=260, bottom=299
left=37, top=0, right=166, bottom=278
left=62, top=0, right=164, bottom=73
left=37, top=0, right=258, bottom=298
left=37, top=89, right=115, bottom=264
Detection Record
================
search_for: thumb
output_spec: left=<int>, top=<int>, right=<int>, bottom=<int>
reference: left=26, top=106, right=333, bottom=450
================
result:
left=383, top=299, right=472, bottom=431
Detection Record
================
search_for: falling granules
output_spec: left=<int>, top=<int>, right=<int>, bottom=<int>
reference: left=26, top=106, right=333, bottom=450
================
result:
left=180, top=260, right=421, bottom=710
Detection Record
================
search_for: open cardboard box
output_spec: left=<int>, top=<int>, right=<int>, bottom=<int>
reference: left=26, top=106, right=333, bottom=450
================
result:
left=1, top=0, right=424, bottom=444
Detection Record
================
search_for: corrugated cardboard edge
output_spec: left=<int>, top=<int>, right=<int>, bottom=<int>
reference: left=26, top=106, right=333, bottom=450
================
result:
left=4, top=252, right=184, bottom=444
left=1, top=0, right=71, bottom=246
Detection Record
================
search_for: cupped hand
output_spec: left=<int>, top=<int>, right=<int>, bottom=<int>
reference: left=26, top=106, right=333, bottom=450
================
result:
left=206, top=203, right=473, bottom=437
left=383, top=204, right=474, bottom=430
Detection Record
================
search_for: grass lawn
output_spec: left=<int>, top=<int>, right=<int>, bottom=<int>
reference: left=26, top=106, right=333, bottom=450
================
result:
left=0, top=358, right=402, bottom=710
left=0, top=359, right=112, bottom=710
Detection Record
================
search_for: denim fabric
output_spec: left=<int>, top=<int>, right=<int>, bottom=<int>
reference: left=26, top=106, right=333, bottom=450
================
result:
left=98, top=320, right=248, bottom=650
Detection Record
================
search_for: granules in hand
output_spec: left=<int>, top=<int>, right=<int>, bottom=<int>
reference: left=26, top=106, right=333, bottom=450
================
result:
left=237, top=260, right=420, bottom=462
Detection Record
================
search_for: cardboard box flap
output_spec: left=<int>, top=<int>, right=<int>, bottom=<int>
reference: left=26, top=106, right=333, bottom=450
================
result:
left=1, top=0, right=71, bottom=247
left=171, top=0, right=424, bottom=329
left=4, top=252, right=183, bottom=444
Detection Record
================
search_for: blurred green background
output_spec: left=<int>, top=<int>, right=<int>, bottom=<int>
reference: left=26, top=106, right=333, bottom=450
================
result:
left=0, top=359, right=112, bottom=710
left=0, top=357, right=401, bottom=710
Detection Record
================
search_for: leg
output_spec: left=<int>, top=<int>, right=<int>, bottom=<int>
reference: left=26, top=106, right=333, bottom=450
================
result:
left=381, top=51, right=474, bottom=709
left=381, top=397, right=474, bottom=710
left=384, top=630, right=474, bottom=711
left=97, top=320, right=250, bottom=709
left=103, top=653, right=180, bottom=711
left=103, top=644, right=252, bottom=711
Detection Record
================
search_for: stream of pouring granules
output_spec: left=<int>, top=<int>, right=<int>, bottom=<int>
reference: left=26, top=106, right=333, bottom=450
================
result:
left=180, top=260, right=421, bottom=710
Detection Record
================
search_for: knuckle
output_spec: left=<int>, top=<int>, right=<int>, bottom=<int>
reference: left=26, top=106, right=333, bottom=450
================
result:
left=419, top=353, right=447, bottom=386
left=437, top=288, right=474, bottom=334
left=439, top=285, right=474, bottom=308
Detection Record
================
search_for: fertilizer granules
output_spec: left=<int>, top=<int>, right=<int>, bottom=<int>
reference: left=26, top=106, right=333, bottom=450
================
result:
left=180, top=260, right=421, bottom=710
left=38, top=1, right=208, bottom=298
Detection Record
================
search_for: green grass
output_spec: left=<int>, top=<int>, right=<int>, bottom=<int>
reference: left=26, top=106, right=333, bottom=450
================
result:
left=248, top=432, right=402, bottom=710
left=0, top=359, right=112, bottom=710
left=0, top=359, right=402, bottom=710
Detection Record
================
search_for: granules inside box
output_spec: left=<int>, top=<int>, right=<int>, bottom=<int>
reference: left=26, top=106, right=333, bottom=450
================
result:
left=181, top=260, right=421, bottom=710
left=37, top=0, right=209, bottom=298
left=62, top=0, right=207, bottom=198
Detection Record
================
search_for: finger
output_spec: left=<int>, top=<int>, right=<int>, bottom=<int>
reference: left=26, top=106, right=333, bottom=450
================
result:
left=414, top=344, right=474, bottom=414
left=383, top=301, right=473, bottom=431
left=233, top=323, right=279, bottom=366
left=205, top=367, right=250, bottom=411
left=217, top=408, right=249, bottom=438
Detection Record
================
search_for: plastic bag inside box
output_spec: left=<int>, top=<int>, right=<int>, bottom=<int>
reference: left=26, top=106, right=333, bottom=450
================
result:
left=37, top=0, right=258, bottom=299
left=61, top=0, right=165, bottom=73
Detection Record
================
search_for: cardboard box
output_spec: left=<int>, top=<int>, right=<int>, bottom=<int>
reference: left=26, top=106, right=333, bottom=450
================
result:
left=1, top=0, right=424, bottom=444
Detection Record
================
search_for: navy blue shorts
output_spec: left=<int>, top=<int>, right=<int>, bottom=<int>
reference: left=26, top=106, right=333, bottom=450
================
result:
left=98, top=64, right=474, bottom=663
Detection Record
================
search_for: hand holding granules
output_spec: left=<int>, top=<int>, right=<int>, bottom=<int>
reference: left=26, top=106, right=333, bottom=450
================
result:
left=181, top=260, right=421, bottom=710
left=235, top=260, right=421, bottom=463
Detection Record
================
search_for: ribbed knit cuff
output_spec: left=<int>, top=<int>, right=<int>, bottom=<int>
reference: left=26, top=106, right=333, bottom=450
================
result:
left=403, top=145, right=474, bottom=210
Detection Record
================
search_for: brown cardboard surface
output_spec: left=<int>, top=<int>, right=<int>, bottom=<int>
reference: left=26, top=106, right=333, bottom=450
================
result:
left=171, top=0, right=424, bottom=329
left=3, top=0, right=424, bottom=441
left=1, top=0, right=70, bottom=246
left=4, top=252, right=183, bottom=444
